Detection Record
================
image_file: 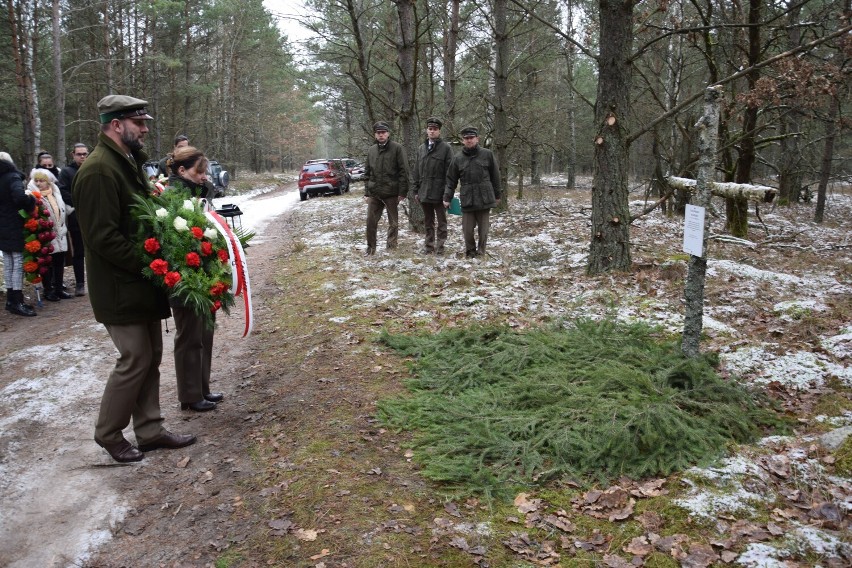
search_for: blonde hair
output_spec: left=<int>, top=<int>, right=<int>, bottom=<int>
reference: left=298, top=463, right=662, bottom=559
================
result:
left=30, top=168, right=58, bottom=184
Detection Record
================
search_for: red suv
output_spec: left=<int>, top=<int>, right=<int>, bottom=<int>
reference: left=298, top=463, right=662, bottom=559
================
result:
left=298, top=159, right=351, bottom=201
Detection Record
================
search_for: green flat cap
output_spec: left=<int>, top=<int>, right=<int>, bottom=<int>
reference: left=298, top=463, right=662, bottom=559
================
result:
left=98, top=95, right=154, bottom=124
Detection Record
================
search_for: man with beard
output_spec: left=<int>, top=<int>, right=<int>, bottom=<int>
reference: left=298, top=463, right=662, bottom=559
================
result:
left=72, top=95, right=196, bottom=463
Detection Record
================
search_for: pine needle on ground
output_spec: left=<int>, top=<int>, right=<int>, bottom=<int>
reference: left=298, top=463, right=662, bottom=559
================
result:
left=377, top=319, right=785, bottom=495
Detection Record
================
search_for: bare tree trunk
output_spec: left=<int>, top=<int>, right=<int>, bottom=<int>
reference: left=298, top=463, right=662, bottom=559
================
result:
left=51, top=0, right=65, bottom=164
left=7, top=0, right=38, bottom=167
left=778, top=2, right=803, bottom=204
left=443, top=0, right=460, bottom=135
left=394, top=0, right=423, bottom=232
left=492, top=0, right=509, bottom=213
left=727, top=0, right=760, bottom=238
left=814, top=97, right=838, bottom=224
left=345, top=0, right=375, bottom=125
left=588, top=0, right=633, bottom=274
left=682, top=86, right=722, bottom=358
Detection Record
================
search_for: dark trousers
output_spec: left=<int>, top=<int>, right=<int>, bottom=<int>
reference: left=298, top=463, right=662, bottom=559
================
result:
left=421, top=202, right=447, bottom=253
left=462, top=209, right=491, bottom=257
left=44, top=251, right=65, bottom=292
left=96, top=321, right=166, bottom=445
left=366, top=196, right=400, bottom=251
left=172, top=305, right=215, bottom=403
left=68, top=213, right=85, bottom=285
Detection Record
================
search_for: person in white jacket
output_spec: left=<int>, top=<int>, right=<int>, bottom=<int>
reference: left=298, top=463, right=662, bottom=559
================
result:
left=28, top=168, right=73, bottom=302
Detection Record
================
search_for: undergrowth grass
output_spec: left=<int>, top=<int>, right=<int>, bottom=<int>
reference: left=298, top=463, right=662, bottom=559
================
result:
left=377, top=319, right=787, bottom=496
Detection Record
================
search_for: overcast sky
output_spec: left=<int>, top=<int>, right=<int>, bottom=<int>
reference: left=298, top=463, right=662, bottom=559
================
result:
left=263, top=0, right=311, bottom=43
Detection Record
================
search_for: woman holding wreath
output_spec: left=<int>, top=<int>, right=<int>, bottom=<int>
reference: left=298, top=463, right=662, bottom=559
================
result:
left=167, top=146, right=223, bottom=411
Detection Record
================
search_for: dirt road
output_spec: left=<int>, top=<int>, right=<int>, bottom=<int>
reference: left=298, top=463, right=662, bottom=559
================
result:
left=0, top=182, right=294, bottom=567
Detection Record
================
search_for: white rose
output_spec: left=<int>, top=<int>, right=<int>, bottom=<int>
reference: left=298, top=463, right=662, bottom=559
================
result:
left=204, top=228, right=218, bottom=240
left=155, top=208, right=168, bottom=218
left=173, top=216, right=189, bottom=231
left=182, top=199, right=195, bottom=211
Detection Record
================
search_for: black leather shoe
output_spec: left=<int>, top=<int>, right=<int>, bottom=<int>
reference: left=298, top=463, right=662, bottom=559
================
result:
left=180, top=399, right=216, bottom=412
left=96, top=438, right=144, bottom=463
left=204, top=392, right=224, bottom=403
left=45, top=292, right=61, bottom=302
left=56, top=290, right=74, bottom=300
left=8, top=302, right=36, bottom=317
left=138, top=431, right=197, bottom=452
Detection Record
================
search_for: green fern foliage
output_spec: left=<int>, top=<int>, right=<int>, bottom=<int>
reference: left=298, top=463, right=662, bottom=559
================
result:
left=377, top=319, right=784, bottom=494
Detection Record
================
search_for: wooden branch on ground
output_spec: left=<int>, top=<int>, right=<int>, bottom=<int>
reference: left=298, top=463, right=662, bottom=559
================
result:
left=666, top=176, right=777, bottom=203
left=629, top=187, right=675, bottom=222
left=708, top=234, right=757, bottom=248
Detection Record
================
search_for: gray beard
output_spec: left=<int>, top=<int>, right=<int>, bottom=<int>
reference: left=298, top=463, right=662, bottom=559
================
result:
left=121, top=131, right=144, bottom=152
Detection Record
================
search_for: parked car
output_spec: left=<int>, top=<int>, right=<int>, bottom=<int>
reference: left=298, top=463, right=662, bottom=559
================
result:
left=206, top=160, right=229, bottom=198
left=339, top=157, right=366, bottom=181
left=298, top=159, right=351, bottom=201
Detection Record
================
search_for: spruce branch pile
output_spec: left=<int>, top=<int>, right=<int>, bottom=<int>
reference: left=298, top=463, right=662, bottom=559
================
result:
left=378, top=319, right=784, bottom=494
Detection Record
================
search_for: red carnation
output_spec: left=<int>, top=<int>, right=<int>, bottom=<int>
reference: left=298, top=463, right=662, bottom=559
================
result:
left=24, top=219, right=38, bottom=231
left=191, top=227, right=204, bottom=239
left=150, top=258, right=169, bottom=275
left=164, top=271, right=181, bottom=288
left=144, top=238, right=161, bottom=254
left=186, top=252, right=201, bottom=268
left=211, top=300, right=222, bottom=312
left=200, top=241, right=213, bottom=256
left=217, top=249, right=229, bottom=262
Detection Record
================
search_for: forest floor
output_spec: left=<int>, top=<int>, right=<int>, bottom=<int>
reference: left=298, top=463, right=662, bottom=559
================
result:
left=0, top=176, right=849, bottom=568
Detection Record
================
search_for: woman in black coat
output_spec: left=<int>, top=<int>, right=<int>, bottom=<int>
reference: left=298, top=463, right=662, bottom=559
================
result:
left=0, top=152, right=37, bottom=316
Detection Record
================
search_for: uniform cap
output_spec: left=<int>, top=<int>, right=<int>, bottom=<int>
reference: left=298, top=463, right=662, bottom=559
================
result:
left=98, top=95, right=154, bottom=124
left=373, top=121, right=390, bottom=132
left=460, top=126, right=478, bottom=137
left=426, top=116, right=442, bottom=128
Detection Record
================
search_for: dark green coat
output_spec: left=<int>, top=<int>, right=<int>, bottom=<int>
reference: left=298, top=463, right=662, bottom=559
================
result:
left=412, top=138, right=453, bottom=204
left=364, top=139, right=410, bottom=199
left=72, top=132, right=170, bottom=324
left=444, top=145, right=501, bottom=211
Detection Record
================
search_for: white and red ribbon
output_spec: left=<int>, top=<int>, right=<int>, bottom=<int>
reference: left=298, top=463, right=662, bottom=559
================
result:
left=206, top=210, right=253, bottom=336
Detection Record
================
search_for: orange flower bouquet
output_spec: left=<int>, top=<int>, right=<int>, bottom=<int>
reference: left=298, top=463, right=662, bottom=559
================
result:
left=18, top=194, right=55, bottom=284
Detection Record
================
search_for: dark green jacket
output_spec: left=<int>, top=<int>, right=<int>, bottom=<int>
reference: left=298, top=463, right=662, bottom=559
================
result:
left=72, top=132, right=170, bottom=324
left=444, top=145, right=501, bottom=211
left=413, top=138, right=453, bottom=204
left=364, top=139, right=410, bottom=199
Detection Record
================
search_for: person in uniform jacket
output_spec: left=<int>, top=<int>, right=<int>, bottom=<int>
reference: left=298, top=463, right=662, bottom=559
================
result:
left=412, top=116, right=453, bottom=255
left=0, top=152, right=37, bottom=317
left=57, top=143, right=89, bottom=296
left=72, top=94, right=196, bottom=463
left=362, top=121, right=410, bottom=255
left=444, top=126, right=501, bottom=258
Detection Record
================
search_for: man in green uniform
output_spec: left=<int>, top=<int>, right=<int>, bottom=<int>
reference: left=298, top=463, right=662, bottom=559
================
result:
left=362, top=121, right=409, bottom=255
left=444, top=126, right=501, bottom=258
left=73, top=95, right=196, bottom=463
left=413, top=116, right=453, bottom=255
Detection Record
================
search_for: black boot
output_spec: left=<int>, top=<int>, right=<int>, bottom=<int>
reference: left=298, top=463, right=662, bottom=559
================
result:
left=4, top=288, right=11, bottom=311
left=7, top=290, right=36, bottom=317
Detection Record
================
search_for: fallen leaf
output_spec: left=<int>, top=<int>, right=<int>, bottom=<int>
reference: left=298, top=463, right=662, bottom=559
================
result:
left=682, top=543, right=718, bottom=568
left=602, top=553, right=633, bottom=568
left=294, top=528, right=318, bottom=541
left=444, top=502, right=463, bottom=518
left=624, top=535, right=652, bottom=556
left=309, top=549, right=330, bottom=560
left=177, top=456, right=190, bottom=468
left=764, top=455, right=791, bottom=478
left=268, top=519, right=292, bottom=531
left=404, top=449, right=414, bottom=459
left=513, top=493, right=540, bottom=514
left=542, top=514, right=576, bottom=533
left=450, top=536, right=470, bottom=551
